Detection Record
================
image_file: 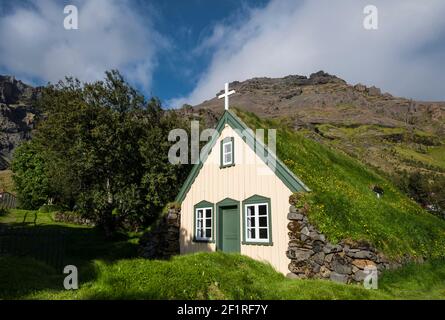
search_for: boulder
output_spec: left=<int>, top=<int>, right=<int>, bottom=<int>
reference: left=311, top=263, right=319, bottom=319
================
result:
left=332, top=255, right=352, bottom=274
left=287, top=221, right=300, bottom=232
left=312, top=252, right=325, bottom=265
left=287, top=212, right=304, bottom=221
left=347, top=250, right=374, bottom=259
left=286, top=248, right=314, bottom=261
left=353, top=270, right=368, bottom=282
left=325, top=253, right=334, bottom=263
left=301, top=226, right=310, bottom=236
left=330, top=272, right=349, bottom=284
left=320, top=266, right=331, bottom=278
left=354, top=83, right=367, bottom=92
left=367, top=86, right=381, bottom=96
left=352, top=259, right=376, bottom=270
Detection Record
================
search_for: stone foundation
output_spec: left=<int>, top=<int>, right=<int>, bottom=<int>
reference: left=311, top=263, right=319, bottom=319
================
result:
left=139, top=204, right=181, bottom=259
left=286, top=202, right=399, bottom=284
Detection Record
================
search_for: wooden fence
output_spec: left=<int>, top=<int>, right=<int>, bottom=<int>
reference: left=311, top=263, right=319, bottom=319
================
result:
left=0, top=192, right=17, bottom=209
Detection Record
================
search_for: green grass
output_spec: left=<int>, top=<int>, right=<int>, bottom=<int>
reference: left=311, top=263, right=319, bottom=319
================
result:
left=0, top=170, right=14, bottom=193
left=1, top=210, right=444, bottom=300
left=395, top=145, right=445, bottom=170
left=2, top=251, right=445, bottom=300
left=236, top=109, right=445, bottom=259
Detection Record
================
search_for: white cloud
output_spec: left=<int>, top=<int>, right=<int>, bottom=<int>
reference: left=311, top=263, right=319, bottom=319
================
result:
left=169, top=0, right=445, bottom=107
left=0, top=0, right=165, bottom=90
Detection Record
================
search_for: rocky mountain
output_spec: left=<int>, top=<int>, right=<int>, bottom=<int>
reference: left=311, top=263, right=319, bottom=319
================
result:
left=0, top=75, right=40, bottom=169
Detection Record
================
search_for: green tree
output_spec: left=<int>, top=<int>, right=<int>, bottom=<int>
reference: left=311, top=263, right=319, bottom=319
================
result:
left=13, top=70, right=190, bottom=234
left=12, top=141, right=51, bottom=209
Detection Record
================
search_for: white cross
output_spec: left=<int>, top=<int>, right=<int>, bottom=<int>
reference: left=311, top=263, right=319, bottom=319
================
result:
left=218, top=82, right=235, bottom=110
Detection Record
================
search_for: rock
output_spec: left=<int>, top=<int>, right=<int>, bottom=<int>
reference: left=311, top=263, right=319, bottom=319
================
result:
left=353, top=270, right=368, bottom=282
left=320, top=266, right=331, bottom=278
left=287, top=221, right=300, bottom=232
left=332, top=255, right=352, bottom=274
left=368, top=86, right=381, bottom=96
left=347, top=250, right=373, bottom=259
left=312, top=240, right=324, bottom=253
left=325, top=253, right=334, bottom=263
left=289, top=205, right=297, bottom=213
left=288, top=239, right=301, bottom=247
left=323, top=244, right=334, bottom=254
left=287, top=212, right=304, bottom=221
left=312, top=252, right=325, bottom=265
left=288, top=232, right=298, bottom=240
left=286, top=248, right=314, bottom=261
left=352, top=259, right=376, bottom=270
left=309, top=231, right=321, bottom=240
left=312, top=263, right=321, bottom=273
left=354, top=83, right=367, bottom=92
left=330, top=272, right=349, bottom=284
left=301, top=226, right=310, bottom=236
left=288, top=260, right=311, bottom=275
left=286, top=272, right=300, bottom=279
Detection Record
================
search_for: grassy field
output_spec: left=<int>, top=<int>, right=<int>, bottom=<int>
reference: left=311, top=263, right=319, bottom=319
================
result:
left=236, top=110, right=445, bottom=259
left=1, top=210, right=445, bottom=300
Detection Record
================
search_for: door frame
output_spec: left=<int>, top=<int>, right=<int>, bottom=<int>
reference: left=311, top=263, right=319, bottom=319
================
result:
left=216, top=198, right=240, bottom=252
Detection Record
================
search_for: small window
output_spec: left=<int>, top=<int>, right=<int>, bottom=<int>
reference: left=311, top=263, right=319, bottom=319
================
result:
left=245, top=203, right=269, bottom=243
left=195, top=207, right=213, bottom=241
left=220, top=137, right=234, bottom=167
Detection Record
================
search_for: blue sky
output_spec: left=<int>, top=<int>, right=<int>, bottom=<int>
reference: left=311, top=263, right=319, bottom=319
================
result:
left=0, top=0, right=444, bottom=107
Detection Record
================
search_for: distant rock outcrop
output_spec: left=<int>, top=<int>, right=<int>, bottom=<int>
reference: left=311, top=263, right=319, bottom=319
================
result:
left=0, top=76, right=40, bottom=169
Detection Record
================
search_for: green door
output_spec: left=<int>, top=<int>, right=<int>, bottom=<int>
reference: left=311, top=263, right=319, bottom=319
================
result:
left=218, top=206, right=240, bottom=253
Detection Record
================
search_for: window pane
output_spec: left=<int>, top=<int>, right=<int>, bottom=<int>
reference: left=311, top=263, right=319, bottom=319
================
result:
left=258, top=205, right=267, bottom=216
left=259, top=216, right=267, bottom=227
left=247, top=217, right=255, bottom=227
left=247, top=205, right=255, bottom=217
left=205, top=209, right=212, bottom=218
left=205, top=229, right=211, bottom=238
left=205, top=219, right=211, bottom=227
left=197, top=209, right=203, bottom=218
left=197, top=219, right=202, bottom=229
left=248, top=228, right=256, bottom=239
left=197, top=229, right=202, bottom=238
left=259, top=228, right=268, bottom=239
left=224, top=143, right=232, bottom=153
left=224, top=154, right=232, bottom=163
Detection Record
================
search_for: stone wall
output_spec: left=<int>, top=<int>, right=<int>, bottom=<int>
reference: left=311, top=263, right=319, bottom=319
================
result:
left=139, top=204, right=181, bottom=259
left=54, top=211, right=95, bottom=226
left=286, top=201, right=399, bottom=284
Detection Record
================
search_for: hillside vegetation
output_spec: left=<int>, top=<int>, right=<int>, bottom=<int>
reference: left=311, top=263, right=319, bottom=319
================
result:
left=235, top=109, right=445, bottom=259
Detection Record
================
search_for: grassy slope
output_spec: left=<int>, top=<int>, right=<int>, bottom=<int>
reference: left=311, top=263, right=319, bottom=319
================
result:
left=1, top=211, right=445, bottom=300
left=0, top=170, right=14, bottom=193
left=235, top=109, right=445, bottom=259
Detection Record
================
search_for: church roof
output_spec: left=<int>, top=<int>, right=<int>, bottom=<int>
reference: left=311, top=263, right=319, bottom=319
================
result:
left=175, top=110, right=310, bottom=203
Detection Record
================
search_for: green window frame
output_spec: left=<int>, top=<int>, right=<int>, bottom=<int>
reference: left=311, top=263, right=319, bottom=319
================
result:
left=193, top=200, right=215, bottom=243
left=242, top=195, right=273, bottom=246
left=220, top=137, right=235, bottom=168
